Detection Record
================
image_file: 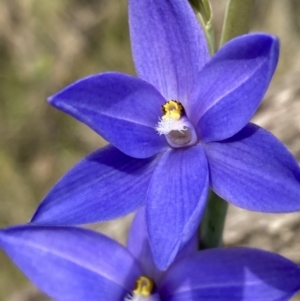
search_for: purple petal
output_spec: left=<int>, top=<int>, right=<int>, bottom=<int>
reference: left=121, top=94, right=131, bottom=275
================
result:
left=129, top=0, right=209, bottom=104
left=127, top=209, right=198, bottom=283
left=146, top=145, right=209, bottom=270
left=188, top=34, right=279, bottom=142
left=204, top=123, right=300, bottom=212
left=160, top=247, right=300, bottom=301
left=143, top=295, right=161, bottom=301
left=127, top=208, right=163, bottom=283
left=49, top=72, right=168, bottom=159
left=175, top=233, right=198, bottom=261
left=31, top=145, right=159, bottom=225
left=0, top=225, right=142, bottom=301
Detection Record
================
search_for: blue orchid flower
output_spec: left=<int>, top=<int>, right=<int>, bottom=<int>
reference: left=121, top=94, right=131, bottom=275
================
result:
left=31, top=0, right=300, bottom=269
left=1, top=210, right=300, bottom=301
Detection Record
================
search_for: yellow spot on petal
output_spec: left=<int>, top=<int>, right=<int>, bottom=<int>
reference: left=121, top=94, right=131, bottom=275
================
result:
left=133, top=276, right=154, bottom=297
left=162, top=100, right=183, bottom=121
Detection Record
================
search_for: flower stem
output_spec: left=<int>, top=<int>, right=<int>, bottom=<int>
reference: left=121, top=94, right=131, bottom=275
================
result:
left=199, top=0, right=256, bottom=250
left=189, top=0, right=215, bottom=54
left=220, top=0, right=256, bottom=47
left=199, top=191, right=228, bottom=249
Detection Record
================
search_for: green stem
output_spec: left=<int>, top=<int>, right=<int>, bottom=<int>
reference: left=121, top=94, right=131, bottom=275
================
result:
left=199, top=191, right=228, bottom=249
left=189, top=0, right=215, bottom=54
left=199, top=0, right=256, bottom=250
left=220, top=0, right=256, bottom=46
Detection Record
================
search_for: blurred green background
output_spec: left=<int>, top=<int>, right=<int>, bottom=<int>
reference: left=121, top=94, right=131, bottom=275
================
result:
left=0, top=0, right=300, bottom=299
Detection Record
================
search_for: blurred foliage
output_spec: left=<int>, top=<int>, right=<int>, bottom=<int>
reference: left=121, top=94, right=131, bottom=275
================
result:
left=0, top=1, right=133, bottom=298
left=0, top=0, right=133, bottom=227
left=0, top=0, right=300, bottom=299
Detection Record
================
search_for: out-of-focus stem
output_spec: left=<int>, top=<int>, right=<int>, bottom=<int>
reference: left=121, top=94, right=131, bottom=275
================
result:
left=220, top=0, right=256, bottom=46
left=189, top=0, right=215, bottom=54
left=199, top=191, right=228, bottom=249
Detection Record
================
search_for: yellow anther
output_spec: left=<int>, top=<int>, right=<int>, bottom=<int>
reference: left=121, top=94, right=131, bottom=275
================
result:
left=162, top=100, right=183, bottom=121
left=133, top=276, right=154, bottom=297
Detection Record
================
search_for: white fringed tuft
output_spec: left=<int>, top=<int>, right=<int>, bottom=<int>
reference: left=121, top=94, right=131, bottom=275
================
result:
left=124, top=294, right=145, bottom=301
left=156, top=118, right=187, bottom=135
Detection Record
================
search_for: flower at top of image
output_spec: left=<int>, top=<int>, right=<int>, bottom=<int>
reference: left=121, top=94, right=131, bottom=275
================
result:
left=1, top=209, right=300, bottom=301
left=31, top=0, right=300, bottom=269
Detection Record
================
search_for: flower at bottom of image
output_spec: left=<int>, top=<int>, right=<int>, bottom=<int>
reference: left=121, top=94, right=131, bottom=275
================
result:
left=0, top=210, right=300, bottom=301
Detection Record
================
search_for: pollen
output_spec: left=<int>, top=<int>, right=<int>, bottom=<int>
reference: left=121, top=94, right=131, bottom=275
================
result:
left=162, top=100, right=183, bottom=121
left=133, top=276, right=154, bottom=297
